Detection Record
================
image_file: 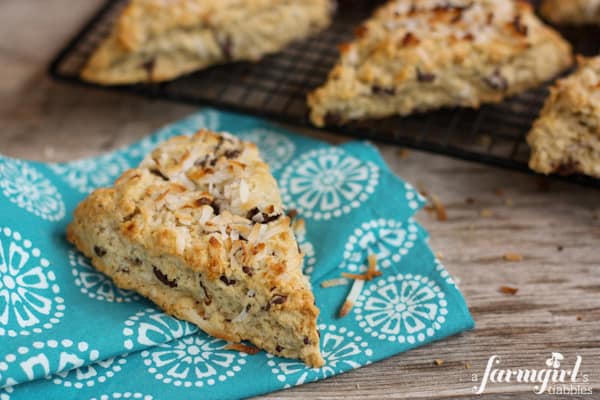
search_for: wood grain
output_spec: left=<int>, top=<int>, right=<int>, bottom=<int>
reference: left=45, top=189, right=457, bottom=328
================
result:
left=1, top=1, right=598, bottom=398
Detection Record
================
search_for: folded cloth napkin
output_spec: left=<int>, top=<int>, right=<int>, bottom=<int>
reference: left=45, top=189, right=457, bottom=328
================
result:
left=0, top=109, right=474, bottom=400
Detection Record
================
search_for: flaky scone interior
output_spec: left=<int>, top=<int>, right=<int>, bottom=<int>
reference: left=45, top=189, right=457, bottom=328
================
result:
left=67, top=130, right=324, bottom=367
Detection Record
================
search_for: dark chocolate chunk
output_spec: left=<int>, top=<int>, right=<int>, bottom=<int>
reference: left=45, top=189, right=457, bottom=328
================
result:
left=324, top=112, right=342, bottom=126
left=210, top=201, right=220, bottom=215
left=199, top=278, right=212, bottom=305
left=246, top=207, right=281, bottom=224
left=218, top=36, right=233, bottom=60
left=270, top=294, right=288, bottom=305
left=224, top=149, right=241, bottom=159
left=242, top=266, right=254, bottom=277
left=416, top=68, right=436, bottom=82
left=141, top=58, right=155, bottom=79
left=275, top=345, right=284, bottom=353
left=484, top=69, right=508, bottom=91
left=94, top=246, right=107, bottom=257
left=372, top=85, right=396, bottom=95
left=194, top=155, right=210, bottom=168
left=513, top=15, right=528, bottom=36
left=303, top=336, right=310, bottom=345
left=153, top=266, right=177, bottom=288
left=220, top=275, right=236, bottom=286
left=132, top=257, right=143, bottom=266
left=246, top=304, right=252, bottom=312
left=149, top=168, right=169, bottom=181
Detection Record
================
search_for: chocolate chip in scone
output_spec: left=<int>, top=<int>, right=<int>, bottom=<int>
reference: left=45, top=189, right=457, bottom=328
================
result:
left=275, top=345, right=284, bottom=353
left=194, top=155, right=210, bottom=168
left=132, top=257, right=143, bottom=266
left=94, top=245, right=107, bottom=257
left=210, top=201, right=220, bottom=215
left=220, top=275, right=237, bottom=286
left=199, top=278, right=212, bottom=305
left=149, top=168, right=169, bottom=181
left=270, top=294, right=287, bottom=305
left=141, top=58, right=155, bottom=79
left=242, top=266, right=254, bottom=277
left=416, top=68, right=436, bottom=82
left=372, top=85, right=396, bottom=95
left=554, top=160, right=581, bottom=176
left=324, top=112, right=343, bottom=126
left=303, top=336, right=310, bottom=345
left=246, top=207, right=281, bottom=224
left=153, top=266, right=177, bottom=288
left=218, top=35, right=233, bottom=60
left=512, top=15, right=528, bottom=36
left=224, top=149, right=241, bottom=159
left=245, top=304, right=252, bottom=312
left=484, top=69, right=508, bottom=91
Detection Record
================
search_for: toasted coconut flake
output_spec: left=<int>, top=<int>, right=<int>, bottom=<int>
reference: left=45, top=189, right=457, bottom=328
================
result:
left=321, top=278, right=349, bottom=288
left=499, top=285, right=518, bottom=295
left=292, top=218, right=306, bottom=236
left=480, top=208, right=493, bottom=218
left=239, top=179, right=249, bottom=204
left=224, top=343, right=259, bottom=355
left=503, top=252, right=523, bottom=262
left=338, top=279, right=364, bottom=318
left=434, top=359, right=444, bottom=366
left=342, top=254, right=381, bottom=281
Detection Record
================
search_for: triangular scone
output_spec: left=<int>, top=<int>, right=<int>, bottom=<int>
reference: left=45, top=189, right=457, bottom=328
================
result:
left=540, top=0, right=600, bottom=25
left=81, top=0, right=333, bottom=84
left=67, top=130, right=324, bottom=367
left=527, top=56, right=600, bottom=178
left=308, top=0, right=572, bottom=126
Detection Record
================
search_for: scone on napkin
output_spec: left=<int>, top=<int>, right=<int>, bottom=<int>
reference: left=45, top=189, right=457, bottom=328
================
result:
left=67, top=129, right=324, bottom=367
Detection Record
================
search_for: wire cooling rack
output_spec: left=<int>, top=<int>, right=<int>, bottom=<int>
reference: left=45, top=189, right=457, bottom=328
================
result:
left=49, top=0, right=600, bottom=188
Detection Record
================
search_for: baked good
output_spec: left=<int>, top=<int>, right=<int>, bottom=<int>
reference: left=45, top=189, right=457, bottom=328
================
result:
left=308, top=0, right=573, bottom=126
left=81, top=0, right=334, bottom=84
left=67, top=130, right=324, bottom=367
left=540, top=0, right=600, bottom=25
left=527, top=56, right=600, bottom=178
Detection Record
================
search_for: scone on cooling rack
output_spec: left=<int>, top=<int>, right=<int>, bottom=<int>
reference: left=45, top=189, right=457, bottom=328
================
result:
left=527, top=56, right=600, bottom=178
left=81, top=0, right=334, bottom=85
left=67, top=130, right=324, bottom=367
left=308, top=0, right=573, bottom=127
left=540, top=0, right=600, bottom=25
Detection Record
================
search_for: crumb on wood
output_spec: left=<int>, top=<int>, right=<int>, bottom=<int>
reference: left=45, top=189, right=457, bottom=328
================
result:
left=494, top=188, right=504, bottom=197
left=436, top=252, right=444, bottom=260
left=557, top=245, right=564, bottom=252
left=499, top=285, right=518, bottom=295
left=503, top=252, right=523, bottom=262
left=505, top=198, right=513, bottom=207
left=576, top=315, right=583, bottom=321
left=465, top=361, right=472, bottom=369
left=424, top=193, right=447, bottom=221
left=434, top=359, right=444, bottom=366
left=465, top=197, right=475, bottom=205
left=480, top=209, right=493, bottom=218
left=397, top=148, right=410, bottom=159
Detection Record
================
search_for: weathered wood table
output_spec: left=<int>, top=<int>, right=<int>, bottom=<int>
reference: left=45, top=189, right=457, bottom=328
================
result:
left=1, top=1, right=598, bottom=398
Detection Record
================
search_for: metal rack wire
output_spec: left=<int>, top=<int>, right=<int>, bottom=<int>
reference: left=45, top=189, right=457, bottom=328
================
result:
left=49, top=0, right=600, bottom=188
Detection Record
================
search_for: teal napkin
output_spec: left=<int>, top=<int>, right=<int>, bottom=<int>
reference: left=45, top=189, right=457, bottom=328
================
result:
left=0, top=109, right=473, bottom=400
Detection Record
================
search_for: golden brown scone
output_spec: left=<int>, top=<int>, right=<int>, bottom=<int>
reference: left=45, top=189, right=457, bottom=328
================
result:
left=527, top=56, right=600, bottom=178
left=81, top=0, right=334, bottom=84
left=540, top=0, right=600, bottom=25
left=67, top=130, right=324, bottom=367
left=308, top=0, right=573, bottom=126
